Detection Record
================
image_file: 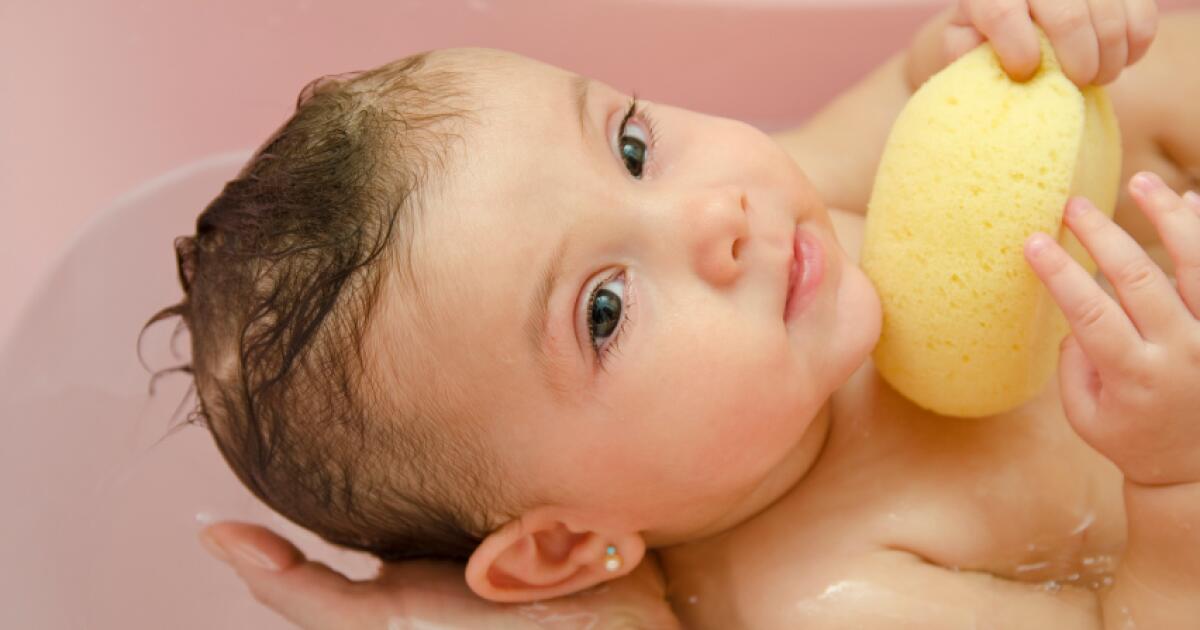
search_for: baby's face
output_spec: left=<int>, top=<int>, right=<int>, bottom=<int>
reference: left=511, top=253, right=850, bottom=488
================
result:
left=373, top=49, right=881, bottom=543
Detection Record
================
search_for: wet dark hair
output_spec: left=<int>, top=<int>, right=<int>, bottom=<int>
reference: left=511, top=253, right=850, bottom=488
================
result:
left=144, top=52, right=500, bottom=562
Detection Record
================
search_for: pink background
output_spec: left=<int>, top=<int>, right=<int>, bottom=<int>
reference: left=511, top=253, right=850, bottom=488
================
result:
left=3, top=1, right=1197, bottom=628
left=1, top=0, right=953, bottom=344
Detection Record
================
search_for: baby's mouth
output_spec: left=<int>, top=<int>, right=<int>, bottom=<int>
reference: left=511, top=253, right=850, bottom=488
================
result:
left=784, top=225, right=825, bottom=322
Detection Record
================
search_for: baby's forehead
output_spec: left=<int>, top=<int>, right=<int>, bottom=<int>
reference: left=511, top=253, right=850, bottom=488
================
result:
left=428, top=47, right=569, bottom=90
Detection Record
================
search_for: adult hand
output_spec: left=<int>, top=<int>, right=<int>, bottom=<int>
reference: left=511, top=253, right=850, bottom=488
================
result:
left=199, top=521, right=681, bottom=629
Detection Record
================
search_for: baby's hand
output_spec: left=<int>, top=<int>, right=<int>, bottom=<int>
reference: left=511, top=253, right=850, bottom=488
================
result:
left=944, top=0, right=1158, bottom=86
left=1025, top=174, right=1200, bottom=488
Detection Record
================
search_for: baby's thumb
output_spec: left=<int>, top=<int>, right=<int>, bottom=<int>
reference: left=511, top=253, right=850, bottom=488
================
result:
left=1057, top=333, right=1099, bottom=434
left=200, top=521, right=357, bottom=630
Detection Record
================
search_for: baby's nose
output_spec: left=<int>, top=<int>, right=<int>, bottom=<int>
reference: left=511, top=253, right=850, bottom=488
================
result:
left=683, top=185, right=748, bottom=287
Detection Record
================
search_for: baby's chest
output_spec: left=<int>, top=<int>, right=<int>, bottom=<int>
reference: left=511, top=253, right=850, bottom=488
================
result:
left=664, top=382, right=1127, bottom=628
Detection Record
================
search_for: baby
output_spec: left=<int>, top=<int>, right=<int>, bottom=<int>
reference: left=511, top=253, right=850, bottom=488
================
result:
left=170, top=2, right=1200, bottom=628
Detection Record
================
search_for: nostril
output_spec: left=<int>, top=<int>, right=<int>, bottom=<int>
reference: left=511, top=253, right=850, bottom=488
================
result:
left=731, top=238, right=743, bottom=260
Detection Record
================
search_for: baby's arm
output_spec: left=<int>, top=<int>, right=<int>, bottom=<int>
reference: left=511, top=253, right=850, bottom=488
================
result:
left=793, top=176, right=1200, bottom=630
left=1024, top=179, right=1200, bottom=627
left=1105, top=482, right=1200, bottom=627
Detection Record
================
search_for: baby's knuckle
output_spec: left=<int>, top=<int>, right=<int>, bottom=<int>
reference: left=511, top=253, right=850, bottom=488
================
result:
left=1039, top=5, right=1091, bottom=34
left=1128, top=4, right=1159, bottom=44
left=1071, top=297, right=1110, bottom=330
left=976, top=0, right=1025, bottom=30
left=1116, top=259, right=1157, bottom=291
left=1118, top=352, right=1159, bottom=395
left=1094, top=17, right=1126, bottom=46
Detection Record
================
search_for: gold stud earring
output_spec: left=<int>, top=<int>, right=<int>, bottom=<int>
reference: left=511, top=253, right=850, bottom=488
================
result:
left=603, top=545, right=623, bottom=572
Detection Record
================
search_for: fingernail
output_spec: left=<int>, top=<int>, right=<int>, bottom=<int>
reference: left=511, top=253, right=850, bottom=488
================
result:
left=1027, top=233, right=1052, bottom=258
left=232, top=542, right=282, bottom=571
left=1132, top=172, right=1161, bottom=194
left=1065, top=197, right=1090, bottom=219
left=1184, top=191, right=1200, bottom=207
left=199, top=531, right=232, bottom=564
left=200, top=530, right=282, bottom=571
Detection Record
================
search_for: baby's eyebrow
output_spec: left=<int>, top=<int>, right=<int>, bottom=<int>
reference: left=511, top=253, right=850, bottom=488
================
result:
left=522, top=74, right=595, bottom=399
left=572, top=74, right=591, bottom=146
left=525, top=233, right=574, bottom=398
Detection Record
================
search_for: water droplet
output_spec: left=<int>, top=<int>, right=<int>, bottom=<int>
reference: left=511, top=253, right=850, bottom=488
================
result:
left=1016, top=561, right=1051, bottom=574
left=1040, top=579, right=1062, bottom=593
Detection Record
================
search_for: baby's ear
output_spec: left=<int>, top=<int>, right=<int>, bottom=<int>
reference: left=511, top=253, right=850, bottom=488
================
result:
left=464, top=508, right=644, bottom=603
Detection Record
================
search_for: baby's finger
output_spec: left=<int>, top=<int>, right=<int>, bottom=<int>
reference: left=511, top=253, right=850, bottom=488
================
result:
left=1186, top=191, right=1200, bottom=212
left=1087, top=0, right=1128, bottom=85
left=1057, top=333, right=1100, bottom=433
left=945, top=22, right=987, bottom=62
left=1063, top=196, right=1188, bottom=340
left=1139, top=177, right=1200, bottom=318
left=1025, top=232, right=1142, bottom=373
left=1124, top=0, right=1158, bottom=64
left=1030, top=0, right=1099, bottom=86
left=961, top=0, right=1041, bottom=80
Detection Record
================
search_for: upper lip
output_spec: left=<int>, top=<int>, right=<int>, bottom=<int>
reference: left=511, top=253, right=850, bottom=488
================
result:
left=783, top=224, right=798, bottom=318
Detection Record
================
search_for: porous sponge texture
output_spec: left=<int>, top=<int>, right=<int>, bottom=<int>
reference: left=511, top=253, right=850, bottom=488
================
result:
left=861, top=34, right=1121, bottom=418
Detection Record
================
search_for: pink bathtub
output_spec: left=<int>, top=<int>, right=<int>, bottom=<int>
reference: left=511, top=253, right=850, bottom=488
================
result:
left=2, top=1, right=1193, bottom=627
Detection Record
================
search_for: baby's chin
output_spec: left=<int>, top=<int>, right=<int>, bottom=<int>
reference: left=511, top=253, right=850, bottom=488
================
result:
left=790, top=218, right=882, bottom=390
left=828, top=257, right=884, bottom=386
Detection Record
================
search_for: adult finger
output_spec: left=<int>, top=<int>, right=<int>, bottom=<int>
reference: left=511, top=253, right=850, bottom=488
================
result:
left=201, top=522, right=359, bottom=630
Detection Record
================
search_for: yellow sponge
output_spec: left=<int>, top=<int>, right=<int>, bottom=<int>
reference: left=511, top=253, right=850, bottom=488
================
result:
left=860, top=34, right=1121, bottom=418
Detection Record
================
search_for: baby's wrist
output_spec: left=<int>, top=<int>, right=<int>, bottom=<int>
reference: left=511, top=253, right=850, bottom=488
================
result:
left=1121, top=479, right=1200, bottom=573
left=1124, top=476, right=1200, bottom=508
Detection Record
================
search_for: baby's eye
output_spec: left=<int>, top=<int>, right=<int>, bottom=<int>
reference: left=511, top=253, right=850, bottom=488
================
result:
left=619, top=121, right=649, bottom=179
left=588, top=274, right=625, bottom=350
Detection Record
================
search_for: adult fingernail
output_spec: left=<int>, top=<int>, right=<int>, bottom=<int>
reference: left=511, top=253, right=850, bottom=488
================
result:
left=232, top=542, right=282, bottom=571
left=199, top=530, right=232, bottom=564
left=199, top=530, right=281, bottom=571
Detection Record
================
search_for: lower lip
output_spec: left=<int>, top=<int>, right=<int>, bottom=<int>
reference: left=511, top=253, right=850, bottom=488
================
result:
left=784, top=226, right=825, bottom=322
